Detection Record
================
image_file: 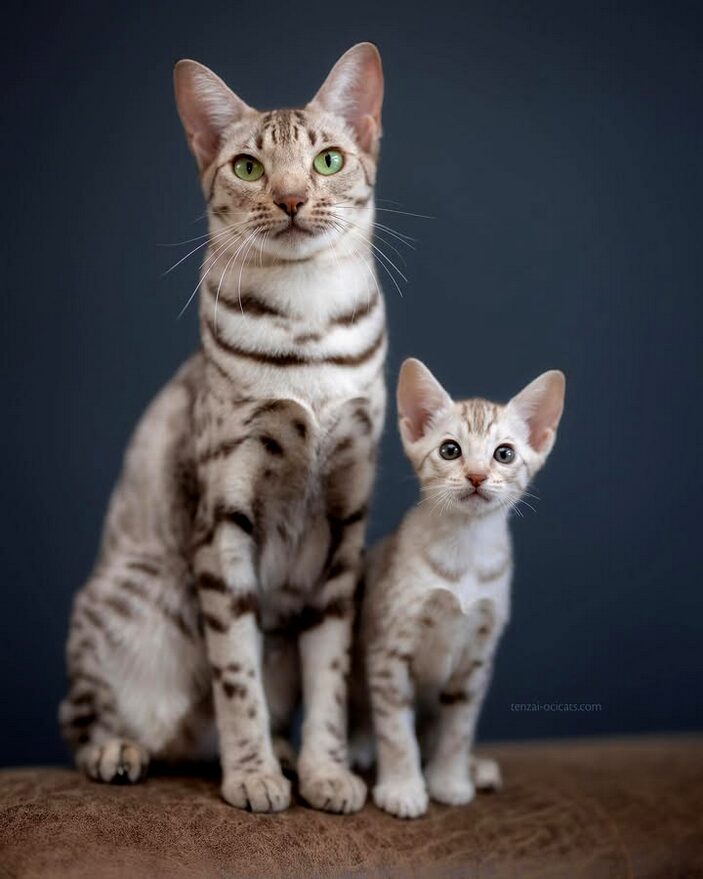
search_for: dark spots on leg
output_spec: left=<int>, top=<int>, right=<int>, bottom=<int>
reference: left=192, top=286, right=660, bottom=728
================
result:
left=353, top=406, right=373, bottom=435
left=127, top=560, right=160, bottom=577
left=198, top=572, right=228, bottom=593
left=203, top=613, right=228, bottom=634
left=222, top=682, right=248, bottom=700
left=231, top=593, right=259, bottom=619
left=298, top=597, right=351, bottom=631
left=292, top=418, right=307, bottom=439
left=333, top=436, right=353, bottom=455
left=440, top=691, right=471, bottom=705
left=260, top=435, right=284, bottom=456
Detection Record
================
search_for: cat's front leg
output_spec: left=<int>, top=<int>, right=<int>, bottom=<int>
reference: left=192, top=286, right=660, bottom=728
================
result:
left=295, top=399, right=378, bottom=814
left=195, top=523, right=289, bottom=812
left=297, top=606, right=366, bottom=813
left=367, top=644, right=428, bottom=819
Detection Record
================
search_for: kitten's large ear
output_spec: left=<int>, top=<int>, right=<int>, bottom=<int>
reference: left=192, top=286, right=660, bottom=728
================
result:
left=174, top=60, right=252, bottom=172
left=509, top=370, right=566, bottom=456
left=397, top=358, right=453, bottom=445
left=309, top=42, right=384, bottom=155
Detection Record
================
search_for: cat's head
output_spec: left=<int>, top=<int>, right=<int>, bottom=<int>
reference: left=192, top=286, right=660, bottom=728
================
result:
left=173, top=43, right=383, bottom=261
left=397, top=359, right=565, bottom=517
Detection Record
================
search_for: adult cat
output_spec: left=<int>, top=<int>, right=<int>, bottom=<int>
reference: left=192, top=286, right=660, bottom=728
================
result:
left=60, top=43, right=386, bottom=814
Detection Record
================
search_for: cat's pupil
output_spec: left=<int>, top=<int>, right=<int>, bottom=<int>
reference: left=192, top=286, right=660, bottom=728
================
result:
left=246, top=161, right=253, bottom=175
left=325, top=153, right=332, bottom=167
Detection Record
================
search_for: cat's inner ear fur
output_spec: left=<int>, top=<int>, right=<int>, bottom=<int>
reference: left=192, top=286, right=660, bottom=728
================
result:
left=397, top=358, right=453, bottom=445
left=308, top=42, right=384, bottom=156
left=174, top=59, right=253, bottom=172
left=509, top=370, right=566, bottom=455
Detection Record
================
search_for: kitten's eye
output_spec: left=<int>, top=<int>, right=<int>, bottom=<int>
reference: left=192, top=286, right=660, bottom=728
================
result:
left=233, top=155, right=264, bottom=182
left=439, top=440, right=462, bottom=460
left=494, top=444, right=515, bottom=464
left=313, top=149, right=344, bottom=176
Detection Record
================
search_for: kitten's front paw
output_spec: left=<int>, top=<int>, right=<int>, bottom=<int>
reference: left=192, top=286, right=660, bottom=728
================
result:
left=373, top=777, right=428, bottom=819
left=78, top=739, right=149, bottom=784
left=472, top=756, right=503, bottom=791
left=426, top=763, right=475, bottom=806
left=298, top=762, right=367, bottom=814
left=222, top=769, right=291, bottom=812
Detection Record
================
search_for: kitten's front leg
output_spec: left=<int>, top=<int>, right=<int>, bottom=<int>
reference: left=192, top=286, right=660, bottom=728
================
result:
left=195, top=520, right=289, bottom=813
left=368, top=645, right=428, bottom=819
left=425, top=615, right=500, bottom=806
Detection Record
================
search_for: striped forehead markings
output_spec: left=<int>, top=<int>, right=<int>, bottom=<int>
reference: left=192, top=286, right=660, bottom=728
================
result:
left=460, top=400, right=499, bottom=436
left=257, top=109, right=311, bottom=148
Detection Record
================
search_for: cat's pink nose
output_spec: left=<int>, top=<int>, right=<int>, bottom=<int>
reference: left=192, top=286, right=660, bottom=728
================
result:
left=467, top=472, right=487, bottom=487
left=275, top=193, right=307, bottom=216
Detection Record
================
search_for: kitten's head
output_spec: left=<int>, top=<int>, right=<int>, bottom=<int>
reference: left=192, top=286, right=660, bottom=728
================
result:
left=397, top=359, right=565, bottom=517
left=174, top=43, right=383, bottom=261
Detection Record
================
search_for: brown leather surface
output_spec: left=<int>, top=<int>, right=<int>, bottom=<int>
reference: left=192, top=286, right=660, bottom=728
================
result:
left=1, top=736, right=702, bottom=878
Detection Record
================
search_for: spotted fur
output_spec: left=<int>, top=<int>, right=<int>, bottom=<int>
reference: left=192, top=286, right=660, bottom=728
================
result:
left=356, top=359, right=565, bottom=818
left=60, top=43, right=385, bottom=814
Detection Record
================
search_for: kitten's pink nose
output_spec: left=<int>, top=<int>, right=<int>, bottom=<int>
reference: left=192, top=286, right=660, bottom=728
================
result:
left=467, top=472, right=487, bottom=487
left=275, top=193, right=307, bottom=216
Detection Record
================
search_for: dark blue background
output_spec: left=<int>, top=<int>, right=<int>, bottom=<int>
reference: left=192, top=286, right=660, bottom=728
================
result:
left=2, top=0, right=701, bottom=766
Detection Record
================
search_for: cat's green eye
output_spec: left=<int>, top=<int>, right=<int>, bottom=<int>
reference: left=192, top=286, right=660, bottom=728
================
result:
left=439, top=440, right=462, bottom=461
left=233, top=155, right=264, bottom=182
left=313, top=148, right=344, bottom=176
left=494, top=444, right=515, bottom=464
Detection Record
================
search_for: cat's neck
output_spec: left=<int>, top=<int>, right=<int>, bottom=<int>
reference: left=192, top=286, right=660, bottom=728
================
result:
left=196, top=216, right=386, bottom=403
left=198, top=224, right=375, bottom=326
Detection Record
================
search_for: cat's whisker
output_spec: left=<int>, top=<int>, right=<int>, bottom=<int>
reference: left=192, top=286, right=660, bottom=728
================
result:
left=213, top=228, right=259, bottom=330
left=162, top=222, right=246, bottom=277
left=332, top=217, right=405, bottom=299
left=177, top=228, right=246, bottom=319
left=335, top=204, right=435, bottom=220
left=372, top=222, right=417, bottom=248
left=236, top=230, right=262, bottom=317
left=328, top=220, right=382, bottom=311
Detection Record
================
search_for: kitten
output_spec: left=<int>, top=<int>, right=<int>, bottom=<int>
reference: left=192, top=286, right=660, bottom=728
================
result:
left=59, top=43, right=387, bottom=814
left=360, top=358, right=565, bottom=818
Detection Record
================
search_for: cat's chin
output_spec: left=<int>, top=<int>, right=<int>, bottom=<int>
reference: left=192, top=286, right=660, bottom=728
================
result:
left=262, top=224, right=344, bottom=262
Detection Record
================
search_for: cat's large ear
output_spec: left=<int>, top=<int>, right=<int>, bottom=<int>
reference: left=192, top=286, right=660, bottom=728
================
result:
left=397, top=358, right=453, bottom=445
left=309, top=43, right=384, bottom=156
left=508, top=370, right=566, bottom=456
left=174, top=60, right=253, bottom=172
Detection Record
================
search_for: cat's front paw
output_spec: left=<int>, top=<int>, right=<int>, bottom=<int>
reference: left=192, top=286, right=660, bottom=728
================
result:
left=472, top=756, right=503, bottom=791
left=298, top=761, right=367, bottom=814
left=425, top=762, right=475, bottom=806
left=222, top=769, right=291, bottom=812
left=373, top=777, right=428, bottom=819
